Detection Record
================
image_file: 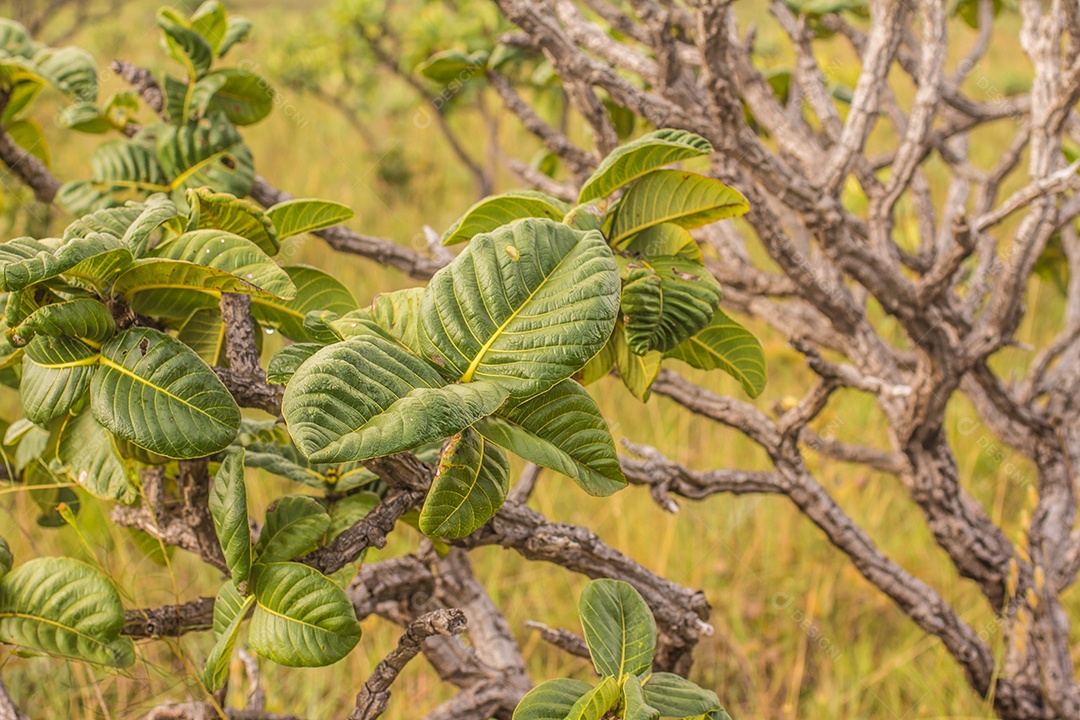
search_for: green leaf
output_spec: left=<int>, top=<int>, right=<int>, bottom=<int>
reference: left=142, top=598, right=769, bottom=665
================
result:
left=56, top=103, right=112, bottom=134
left=475, top=379, right=625, bottom=496
left=91, top=328, right=241, bottom=459
left=620, top=256, right=723, bottom=355
left=282, top=331, right=508, bottom=464
left=6, top=118, right=48, bottom=166
left=0, top=538, right=10, bottom=579
left=58, top=410, right=139, bottom=505
left=209, top=449, right=251, bottom=584
left=577, top=331, right=616, bottom=386
left=613, top=322, right=661, bottom=401
left=213, top=578, right=248, bottom=634
left=156, top=114, right=254, bottom=197
left=250, top=265, right=357, bottom=341
left=420, top=219, right=619, bottom=399
left=325, top=492, right=380, bottom=542
left=177, top=308, right=228, bottom=366
left=21, top=335, right=98, bottom=424
left=202, top=591, right=254, bottom=692
left=122, top=194, right=181, bottom=258
left=266, top=199, right=355, bottom=239
left=248, top=562, right=361, bottom=667
left=114, top=259, right=280, bottom=320
left=369, top=287, right=424, bottom=353
left=440, top=191, right=569, bottom=246
left=150, top=229, right=295, bottom=299
left=0, top=19, right=32, bottom=58
left=302, top=310, right=344, bottom=344
left=266, top=343, right=320, bottom=385
left=187, top=187, right=279, bottom=255
left=417, top=49, right=488, bottom=83
left=10, top=298, right=115, bottom=346
left=419, top=427, right=510, bottom=540
left=32, top=46, right=98, bottom=102
left=609, top=170, right=748, bottom=247
left=0, top=233, right=125, bottom=292
left=513, top=678, right=593, bottom=720
left=579, top=578, right=656, bottom=677
left=206, top=68, right=274, bottom=126
left=218, top=16, right=252, bottom=57
left=566, top=676, right=621, bottom=720
left=579, top=129, right=713, bottom=203
left=64, top=204, right=140, bottom=241
left=623, top=675, right=661, bottom=720
left=157, top=8, right=213, bottom=80
left=0, top=557, right=134, bottom=667
left=641, top=673, right=722, bottom=718
left=231, top=420, right=376, bottom=493
left=665, top=309, right=766, bottom=398
left=623, top=223, right=702, bottom=262
left=255, top=495, right=329, bottom=563
left=191, top=0, right=228, bottom=52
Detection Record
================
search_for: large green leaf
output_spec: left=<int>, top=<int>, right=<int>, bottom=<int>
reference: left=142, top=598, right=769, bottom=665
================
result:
left=419, top=427, right=510, bottom=540
left=566, top=676, right=621, bottom=720
left=156, top=114, right=254, bottom=197
left=91, top=328, right=241, bottom=459
left=579, top=129, right=713, bottom=203
left=248, top=561, right=361, bottom=667
left=58, top=410, right=138, bottom=505
left=150, top=229, right=295, bottom=299
left=250, top=265, right=357, bottom=341
left=55, top=140, right=169, bottom=215
left=513, top=678, right=593, bottom=720
left=209, top=449, right=251, bottom=584
left=579, top=578, right=656, bottom=678
left=666, top=309, right=766, bottom=398
left=10, top=298, right=115, bottom=346
left=206, top=68, right=274, bottom=125
left=114, top=259, right=286, bottom=320
left=0, top=557, right=135, bottom=667
left=254, top=495, right=329, bottom=563
left=122, top=193, right=181, bottom=258
left=266, top=199, right=355, bottom=240
left=475, top=379, right=625, bottom=496
left=440, top=191, right=569, bottom=246
left=622, top=675, right=661, bottom=720
left=641, top=673, right=722, bottom=718
left=609, top=170, right=748, bottom=246
left=63, top=204, right=141, bottom=240
left=420, top=219, right=619, bottom=399
left=202, top=590, right=254, bottom=692
left=187, top=187, right=278, bottom=255
left=20, top=335, right=98, bottom=424
left=0, top=234, right=125, bottom=292
left=282, top=331, right=508, bottom=463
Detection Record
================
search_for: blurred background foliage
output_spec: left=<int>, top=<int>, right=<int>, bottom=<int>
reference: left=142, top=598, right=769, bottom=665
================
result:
left=0, top=0, right=1061, bottom=718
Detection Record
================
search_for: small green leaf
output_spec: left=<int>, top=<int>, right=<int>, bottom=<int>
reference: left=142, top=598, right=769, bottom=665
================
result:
left=187, top=187, right=278, bottom=255
left=266, top=343, right=320, bottom=385
left=665, top=309, right=766, bottom=398
left=566, top=676, right=621, bottom=720
left=641, top=673, right=722, bottom=718
left=202, top=590, right=254, bottom=692
left=623, top=675, right=661, bottom=720
left=613, top=322, right=661, bottom=401
left=620, top=256, right=723, bottom=355
left=609, top=170, right=748, bottom=247
left=0, top=557, right=134, bottom=667
left=266, top=199, right=354, bottom=239
left=206, top=68, right=274, bottom=126
left=369, top=287, right=424, bottom=353
left=475, top=379, right=625, bottom=496
left=150, top=229, right=295, bottom=299
left=20, top=335, right=99, bottom=424
left=191, top=0, right=228, bottom=52
left=282, top=331, right=508, bottom=463
left=623, top=223, right=702, bottom=262
left=250, top=265, right=357, bottom=341
left=513, top=678, right=593, bottom=720
left=209, top=449, right=251, bottom=584
left=58, top=410, right=138, bottom=505
left=218, top=16, right=252, bottom=57
left=417, top=49, right=488, bottom=83
left=579, top=578, right=656, bottom=678
left=0, top=233, right=125, bottom=292
left=10, top=298, right=115, bottom=346
left=33, top=46, right=98, bottom=103
left=254, top=495, right=329, bottom=563
left=440, top=191, right=569, bottom=246
left=579, top=129, right=713, bottom=203
left=122, top=194, right=181, bottom=258
left=214, top=578, right=248, bottom=634
left=419, top=427, right=510, bottom=540
left=248, top=562, right=361, bottom=667
left=157, top=8, right=213, bottom=80
left=91, top=328, right=241, bottom=459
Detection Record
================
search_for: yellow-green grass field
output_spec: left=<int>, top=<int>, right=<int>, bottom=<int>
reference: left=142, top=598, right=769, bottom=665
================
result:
left=0, top=1, right=1071, bottom=718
